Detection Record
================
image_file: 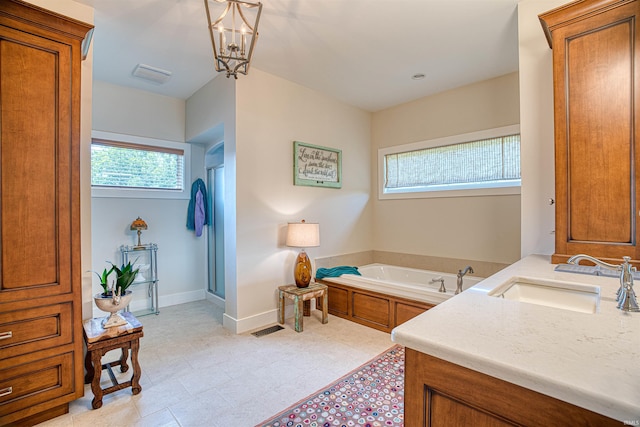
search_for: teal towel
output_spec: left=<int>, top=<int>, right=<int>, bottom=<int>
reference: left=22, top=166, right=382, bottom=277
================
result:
left=315, top=266, right=361, bottom=280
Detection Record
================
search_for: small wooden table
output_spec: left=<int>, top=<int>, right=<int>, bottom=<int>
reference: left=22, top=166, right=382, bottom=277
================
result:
left=83, top=311, right=144, bottom=409
left=278, top=283, right=328, bottom=332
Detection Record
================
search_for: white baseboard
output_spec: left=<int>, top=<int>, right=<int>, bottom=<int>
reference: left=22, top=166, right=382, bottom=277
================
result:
left=223, top=308, right=279, bottom=334
left=91, top=288, right=206, bottom=318
left=90, top=289, right=298, bottom=335
left=158, top=289, right=205, bottom=308
left=221, top=301, right=315, bottom=334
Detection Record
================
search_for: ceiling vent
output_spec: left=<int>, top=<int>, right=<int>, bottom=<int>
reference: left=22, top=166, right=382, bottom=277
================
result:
left=132, top=64, right=172, bottom=84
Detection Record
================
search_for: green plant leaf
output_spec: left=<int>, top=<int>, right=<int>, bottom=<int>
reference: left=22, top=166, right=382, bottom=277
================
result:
left=93, top=266, right=114, bottom=294
left=109, top=261, right=139, bottom=294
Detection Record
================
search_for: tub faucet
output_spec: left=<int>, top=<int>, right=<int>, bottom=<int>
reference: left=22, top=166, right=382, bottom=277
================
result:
left=456, top=266, right=474, bottom=295
left=567, top=254, right=639, bottom=312
left=430, top=276, right=446, bottom=293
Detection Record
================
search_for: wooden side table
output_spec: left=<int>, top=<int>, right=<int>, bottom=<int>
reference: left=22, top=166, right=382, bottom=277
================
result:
left=83, top=311, right=144, bottom=409
left=278, top=283, right=328, bottom=332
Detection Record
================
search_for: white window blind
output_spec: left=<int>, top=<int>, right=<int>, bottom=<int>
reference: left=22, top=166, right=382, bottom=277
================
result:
left=384, top=134, right=520, bottom=191
left=91, top=138, right=185, bottom=191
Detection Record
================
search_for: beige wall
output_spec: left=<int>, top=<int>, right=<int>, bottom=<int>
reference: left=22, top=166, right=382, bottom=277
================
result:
left=93, top=81, right=186, bottom=142
left=371, top=73, right=521, bottom=264
left=519, top=0, right=570, bottom=257
left=231, top=69, right=373, bottom=331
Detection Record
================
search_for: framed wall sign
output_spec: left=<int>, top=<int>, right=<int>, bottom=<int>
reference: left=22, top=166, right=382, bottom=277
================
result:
left=293, top=141, right=342, bottom=188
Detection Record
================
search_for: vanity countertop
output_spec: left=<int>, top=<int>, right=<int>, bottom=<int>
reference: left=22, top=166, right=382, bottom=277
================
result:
left=391, top=254, right=640, bottom=421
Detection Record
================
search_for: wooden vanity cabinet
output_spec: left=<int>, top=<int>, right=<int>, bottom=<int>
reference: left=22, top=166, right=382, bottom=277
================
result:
left=539, top=0, right=640, bottom=265
left=404, top=349, right=618, bottom=426
left=0, top=1, right=92, bottom=425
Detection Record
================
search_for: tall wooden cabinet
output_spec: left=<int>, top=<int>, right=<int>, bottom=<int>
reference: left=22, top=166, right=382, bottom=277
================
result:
left=540, top=0, right=640, bottom=265
left=0, top=1, right=92, bottom=425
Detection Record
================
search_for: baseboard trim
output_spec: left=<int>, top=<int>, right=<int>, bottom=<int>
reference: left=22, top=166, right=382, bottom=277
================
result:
left=92, top=289, right=206, bottom=318
left=158, top=289, right=205, bottom=308
left=223, top=309, right=279, bottom=334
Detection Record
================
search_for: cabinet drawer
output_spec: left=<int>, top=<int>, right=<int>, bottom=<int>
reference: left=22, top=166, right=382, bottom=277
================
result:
left=0, top=352, right=74, bottom=423
left=0, top=303, right=72, bottom=359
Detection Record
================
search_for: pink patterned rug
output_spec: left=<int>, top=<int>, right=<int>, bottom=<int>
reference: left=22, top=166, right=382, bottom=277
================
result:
left=257, top=345, right=404, bottom=427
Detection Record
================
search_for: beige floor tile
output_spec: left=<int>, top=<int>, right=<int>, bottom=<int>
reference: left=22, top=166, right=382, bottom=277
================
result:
left=167, top=390, right=231, bottom=427
left=133, top=409, right=180, bottom=427
left=133, top=379, right=191, bottom=418
left=34, top=299, right=392, bottom=426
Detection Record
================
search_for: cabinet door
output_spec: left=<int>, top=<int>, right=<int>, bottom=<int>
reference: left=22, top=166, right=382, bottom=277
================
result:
left=547, top=1, right=640, bottom=263
left=0, top=22, right=75, bottom=301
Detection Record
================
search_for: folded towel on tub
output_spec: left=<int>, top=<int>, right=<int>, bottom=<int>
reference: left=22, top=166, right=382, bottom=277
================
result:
left=315, top=266, right=361, bottom=280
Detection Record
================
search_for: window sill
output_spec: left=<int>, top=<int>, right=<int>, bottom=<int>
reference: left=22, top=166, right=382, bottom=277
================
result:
left=379, top=185, right=521, bottom=200
left=91, top=187, right=190, bottom=200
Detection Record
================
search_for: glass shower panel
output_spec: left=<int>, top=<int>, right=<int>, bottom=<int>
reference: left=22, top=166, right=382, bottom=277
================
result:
left=207, top=165, right=225, bottom=299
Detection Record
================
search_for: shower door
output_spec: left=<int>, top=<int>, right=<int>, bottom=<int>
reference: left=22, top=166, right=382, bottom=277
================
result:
left=207, top=165, right=225, bottom=298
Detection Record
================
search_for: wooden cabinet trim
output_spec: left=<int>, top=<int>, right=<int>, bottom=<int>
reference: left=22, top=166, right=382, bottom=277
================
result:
left=0, top=0, right=93, bottom=42
left=539, top=0, right=635, bottom=46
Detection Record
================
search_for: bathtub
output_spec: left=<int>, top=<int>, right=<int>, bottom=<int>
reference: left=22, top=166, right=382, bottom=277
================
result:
left=322, top=263, right=485, bottom=305
left=317, top=263, right=485, bottom=332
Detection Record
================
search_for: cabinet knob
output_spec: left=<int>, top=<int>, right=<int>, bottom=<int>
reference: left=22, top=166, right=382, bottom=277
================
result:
left=0, top=387, right=12, bottom=398
left=0, top=331, right=12, bottom=340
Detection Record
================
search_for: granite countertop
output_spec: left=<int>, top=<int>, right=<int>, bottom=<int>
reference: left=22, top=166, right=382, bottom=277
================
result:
left=391, top=254, right=640, bottom=422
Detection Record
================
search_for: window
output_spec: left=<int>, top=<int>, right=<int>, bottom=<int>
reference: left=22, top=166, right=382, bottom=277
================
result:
left=91, top=131, right=191, bottom=199
left=378, top=125, right=521, bottom=199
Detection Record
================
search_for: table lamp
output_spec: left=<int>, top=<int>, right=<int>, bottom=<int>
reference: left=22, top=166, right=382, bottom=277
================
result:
left=130, top=217, right=148, bottom=248
left=286, top=220, right=320, bottom=288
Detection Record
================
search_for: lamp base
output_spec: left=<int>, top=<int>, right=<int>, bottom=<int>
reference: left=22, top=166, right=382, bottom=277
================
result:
left=294, top=250, right=312, bottom=288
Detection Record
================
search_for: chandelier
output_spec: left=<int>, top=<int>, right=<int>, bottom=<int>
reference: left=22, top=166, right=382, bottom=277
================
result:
left=204, top=0, right=263, bottom=79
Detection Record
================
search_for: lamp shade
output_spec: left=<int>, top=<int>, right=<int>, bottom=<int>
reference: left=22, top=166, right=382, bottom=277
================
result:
left=130, top=217, right=148, bottom=231
left=286, top=220, right=319, bottom=248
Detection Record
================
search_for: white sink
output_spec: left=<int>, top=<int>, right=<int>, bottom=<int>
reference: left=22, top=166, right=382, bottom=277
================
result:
left=488, top=276, right=600, bottom=314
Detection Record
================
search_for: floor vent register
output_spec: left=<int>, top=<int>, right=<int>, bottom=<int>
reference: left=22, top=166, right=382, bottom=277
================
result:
left=251, top=325, right=284, bottom=337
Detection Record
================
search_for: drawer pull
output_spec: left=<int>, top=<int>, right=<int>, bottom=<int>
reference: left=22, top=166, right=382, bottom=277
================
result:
left=0, top=331, right=12, bottom=340
left=0, top=387, right=12, bottom=397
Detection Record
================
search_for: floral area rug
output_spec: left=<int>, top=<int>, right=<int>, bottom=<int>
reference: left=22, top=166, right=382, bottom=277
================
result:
left=257, top=345, right=404, bottom=427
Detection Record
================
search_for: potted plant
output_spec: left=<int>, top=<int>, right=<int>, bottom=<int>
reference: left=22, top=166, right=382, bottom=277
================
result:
left=93, top=261, right=139, bottom=328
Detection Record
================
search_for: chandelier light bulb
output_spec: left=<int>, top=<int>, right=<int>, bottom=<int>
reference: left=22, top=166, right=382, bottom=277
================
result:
left=241, top=24, right=246, bottom=56
left=217, top=23, right=226, bottom=54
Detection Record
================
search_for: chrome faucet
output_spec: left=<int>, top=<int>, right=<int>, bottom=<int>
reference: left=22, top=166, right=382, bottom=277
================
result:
left=456, top=266, right=474, bottom=295
left=430, top=276, right=446, bottom=293
left=567, top=254, right=639, bottom=312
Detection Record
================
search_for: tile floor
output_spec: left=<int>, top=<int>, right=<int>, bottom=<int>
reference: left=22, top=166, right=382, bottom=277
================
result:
left=38, top=300, right=394, bottom=427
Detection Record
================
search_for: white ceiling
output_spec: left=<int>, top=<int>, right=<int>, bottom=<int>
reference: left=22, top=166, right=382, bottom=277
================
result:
left=78, top=0, right=520, bottom=112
